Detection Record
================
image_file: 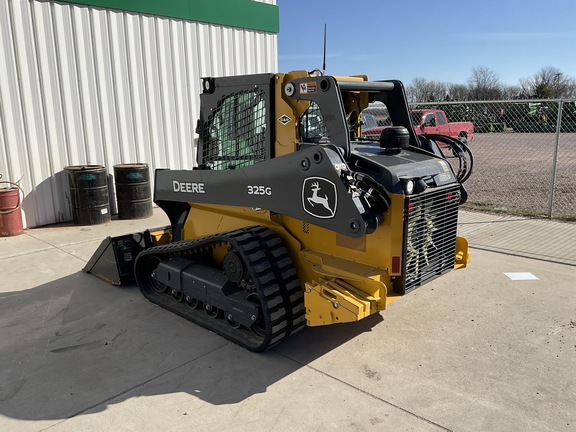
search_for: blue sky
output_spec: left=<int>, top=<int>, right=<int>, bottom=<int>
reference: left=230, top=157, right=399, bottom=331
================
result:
left=277, top=0, right=576, bottom=86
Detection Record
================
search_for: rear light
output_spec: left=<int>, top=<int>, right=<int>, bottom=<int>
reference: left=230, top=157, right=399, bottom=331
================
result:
left=447, top=191, right=453, bottom=201
left=401, top=179, right=415, bottom=195
left=407, top=203, right=415, bottom=213
left=392, top=256, right=401, bottom=274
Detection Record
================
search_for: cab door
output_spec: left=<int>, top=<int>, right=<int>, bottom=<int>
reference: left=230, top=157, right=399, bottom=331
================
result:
left=435, top=111, right=450, bottom=135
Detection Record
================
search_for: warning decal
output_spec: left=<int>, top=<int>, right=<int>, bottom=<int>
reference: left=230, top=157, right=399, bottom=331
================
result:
left=278, top=115, right=292, bottom=125
left=299, top=82, right=317, bottom=94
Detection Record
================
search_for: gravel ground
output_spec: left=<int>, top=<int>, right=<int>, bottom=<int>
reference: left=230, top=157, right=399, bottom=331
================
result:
left=454, top=133, right=576, bottom=218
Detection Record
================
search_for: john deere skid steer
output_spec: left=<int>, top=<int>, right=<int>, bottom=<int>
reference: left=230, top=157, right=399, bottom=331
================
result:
left=85, top=70, right=473, bottom=351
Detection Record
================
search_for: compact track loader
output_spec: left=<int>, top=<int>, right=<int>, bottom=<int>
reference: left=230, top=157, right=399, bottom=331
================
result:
left=85, top=71, right=473, bottom=351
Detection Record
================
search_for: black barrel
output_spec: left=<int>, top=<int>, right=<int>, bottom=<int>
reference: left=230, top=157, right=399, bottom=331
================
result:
left=65, top=165, right=111, bottom=225
left=113, top=163, right=153, bottom=219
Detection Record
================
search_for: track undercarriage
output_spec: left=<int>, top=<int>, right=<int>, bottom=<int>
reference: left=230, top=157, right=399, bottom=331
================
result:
left=134, top=226, right=306, bottom=351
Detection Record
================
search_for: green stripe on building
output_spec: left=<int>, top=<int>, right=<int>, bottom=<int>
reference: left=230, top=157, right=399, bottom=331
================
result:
left=60, top=0, right=279, bottom=33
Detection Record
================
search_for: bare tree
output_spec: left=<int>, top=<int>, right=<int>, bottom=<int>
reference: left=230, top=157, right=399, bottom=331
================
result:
left=467, top=66, right=503, bottom=100
left=519, top=67, right=576, bottom=98
left=446, top=83, right=469, bottom=101
left=501, top=84, right=523, bottom=100
left=406, top=78, right=448, bottom=102
left=403, top=67, right=576, bottom=103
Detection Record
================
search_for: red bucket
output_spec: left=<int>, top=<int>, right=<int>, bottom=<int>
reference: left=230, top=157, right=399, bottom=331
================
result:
left=0, top=185, right=23, bottom=236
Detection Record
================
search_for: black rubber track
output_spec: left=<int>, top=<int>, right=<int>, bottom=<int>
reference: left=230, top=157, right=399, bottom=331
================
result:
left=134, top=226, right=306, bottom=351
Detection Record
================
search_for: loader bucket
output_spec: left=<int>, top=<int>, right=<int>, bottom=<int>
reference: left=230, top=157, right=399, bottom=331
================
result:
left=83, top=227, right=171, bottom=285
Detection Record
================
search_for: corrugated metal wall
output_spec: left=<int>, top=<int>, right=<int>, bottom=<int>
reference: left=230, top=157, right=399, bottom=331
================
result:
left=0, top=0, right=277, bottom=228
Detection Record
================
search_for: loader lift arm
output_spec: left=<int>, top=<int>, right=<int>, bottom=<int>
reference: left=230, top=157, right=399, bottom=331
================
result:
left=155, top=146, right=373, bottom=239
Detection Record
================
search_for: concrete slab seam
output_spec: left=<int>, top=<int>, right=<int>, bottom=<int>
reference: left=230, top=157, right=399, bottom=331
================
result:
left=274, top=352, right=454, bottom=432
left=469, top=245, right=575, bottom=267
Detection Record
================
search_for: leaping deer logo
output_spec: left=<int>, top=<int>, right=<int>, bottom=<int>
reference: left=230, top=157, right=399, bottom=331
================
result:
left=303, top=178, right=337, bottom=219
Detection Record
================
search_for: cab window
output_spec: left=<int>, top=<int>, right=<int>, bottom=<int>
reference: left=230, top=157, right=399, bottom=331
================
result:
left=299, top=102, right=329, bottom=143
left=435, top=112, right=446, bottom=125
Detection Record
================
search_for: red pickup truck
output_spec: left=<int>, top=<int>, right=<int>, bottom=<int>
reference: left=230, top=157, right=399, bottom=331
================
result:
left=412, top=109, right=474, bottom=142
left=362, top=109, right=474, bottom=143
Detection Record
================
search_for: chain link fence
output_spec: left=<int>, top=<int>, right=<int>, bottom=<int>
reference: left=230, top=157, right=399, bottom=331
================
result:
left=410, top=99, right=576, bottom=220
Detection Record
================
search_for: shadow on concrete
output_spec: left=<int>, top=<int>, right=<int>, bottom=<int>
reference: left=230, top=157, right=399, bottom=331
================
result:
left=0, top=271, right=382, bottom=421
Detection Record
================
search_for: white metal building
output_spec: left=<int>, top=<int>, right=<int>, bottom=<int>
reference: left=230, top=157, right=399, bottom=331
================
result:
left=0, top=0, right=278, bottom=228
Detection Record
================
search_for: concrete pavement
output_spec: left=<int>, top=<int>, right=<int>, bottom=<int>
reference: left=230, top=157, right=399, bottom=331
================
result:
left=1, top=209, right=575, bottom=431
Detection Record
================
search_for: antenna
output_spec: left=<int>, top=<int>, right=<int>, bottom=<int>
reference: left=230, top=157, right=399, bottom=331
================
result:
left=322, top=24, right=327, bottom=75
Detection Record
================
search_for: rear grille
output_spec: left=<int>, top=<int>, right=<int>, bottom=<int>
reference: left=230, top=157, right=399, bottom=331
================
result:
left=403, top=185, right=460, bottom=293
